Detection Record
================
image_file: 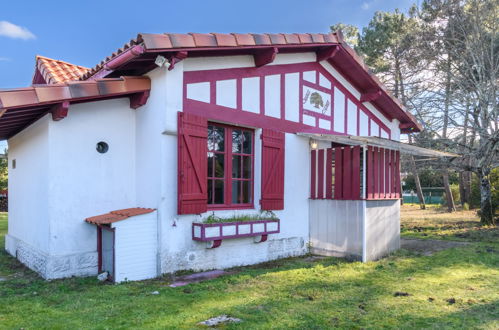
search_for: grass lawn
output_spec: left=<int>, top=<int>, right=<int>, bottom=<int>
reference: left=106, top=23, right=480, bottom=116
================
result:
left=0, top=208, right=498, bottom=329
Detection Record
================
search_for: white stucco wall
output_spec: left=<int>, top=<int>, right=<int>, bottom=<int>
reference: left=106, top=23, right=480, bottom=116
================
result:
left=6, top=115, right=50, bottom=272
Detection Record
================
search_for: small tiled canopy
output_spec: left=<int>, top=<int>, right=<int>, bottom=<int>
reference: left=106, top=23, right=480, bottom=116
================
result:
left=85, top=208, right=156, bottom=225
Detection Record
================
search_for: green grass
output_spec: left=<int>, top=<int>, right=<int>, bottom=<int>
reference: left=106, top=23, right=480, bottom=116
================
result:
left=0, top=211, right=498, bottom=329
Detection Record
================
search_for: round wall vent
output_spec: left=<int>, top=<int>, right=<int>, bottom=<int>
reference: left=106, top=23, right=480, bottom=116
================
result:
left=96, top=142, right=109, bottom=154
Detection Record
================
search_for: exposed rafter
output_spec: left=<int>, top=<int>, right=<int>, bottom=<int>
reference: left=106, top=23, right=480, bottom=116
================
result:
left=168, top=51, right=188, bottom=71
left=254, top=47, right=278, bottom=67
left=360, top=90, right=382, bottom=103
left=316, top=46, right=339, bottom=62
left=129, top=91, right=150, bottom=109
left=51, top=101, right=69, bottom=121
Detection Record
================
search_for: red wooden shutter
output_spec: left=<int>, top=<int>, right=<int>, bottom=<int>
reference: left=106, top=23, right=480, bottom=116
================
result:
left=261, top=129, right=285, bottom=210
left=177, top=112, right=208, bottom=215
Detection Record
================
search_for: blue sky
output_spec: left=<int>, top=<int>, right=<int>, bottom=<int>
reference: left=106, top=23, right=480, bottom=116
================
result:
left=0, top=0, right=415, bottom=89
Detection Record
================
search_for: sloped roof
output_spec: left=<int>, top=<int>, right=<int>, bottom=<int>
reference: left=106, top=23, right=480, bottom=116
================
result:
left=34, top=56, right=89, bottom=84
left=77, top=32, right=421, bottom=133
left=0, top=76, right=151, bottom=140
left=85, top=208, right=156, bottom=225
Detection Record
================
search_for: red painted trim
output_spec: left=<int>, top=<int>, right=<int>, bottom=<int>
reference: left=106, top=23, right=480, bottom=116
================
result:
left=395, top=151, right=401, bottom=198
left=379, top=148, right=385, bottom=198
left=311, top=149, right=317, bottom=199
left=50, top=101, right=69, bottom=121
left=343, top=147, right=352, bottom=199
left=352, top=146, right=360, bottom=200
left=334, top=147, right=343, bottom=200
left=280, top=74, right=286, bottom=120
left=318, top=149, right=325, bottom=199
left=316, top=45, right=339, bottom=62
left=303, top=109, right=331, bottom=121
left=326, top=148, right=333, bottom=199
left=373, top=147, right=379, bottom=199
left=192, top=219, right=280, bottom=242
left=385, top=148, right=390, bottom=199
left=254, top=47, right=278, bottom=67
left=236, top=78, right=242, bottom=110
left=129, top=91, right=150, bottom=109
left=104, top=45, right=145, bottom=70
left=367, top=146, right=374, bottom=199
left=302, top=80, right=331, bottom=95
left=184, top=61, right=392, bottom=136
left=260, top=129, right=285, bottom=210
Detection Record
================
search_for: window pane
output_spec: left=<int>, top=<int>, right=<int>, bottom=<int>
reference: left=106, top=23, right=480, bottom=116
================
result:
left=214, top=180, right=224, bottom=204
left=242, top=181, right=251, bottom=203
left=232, top=129, right=243, bottom=153
left=232, top=155, right=241, bottom=178
left=207, top=152, right=214, bottom=177
left=242, top=131, right=252, bottom=154
left=208, top=125, right=225, bottom=151
left=207, top=180, right=213, bottom=204
left=242, top=156, right=251, bottom=178
left=214, top=154, right=225, bottom=178
left=232, top=181, right=241, bottom=204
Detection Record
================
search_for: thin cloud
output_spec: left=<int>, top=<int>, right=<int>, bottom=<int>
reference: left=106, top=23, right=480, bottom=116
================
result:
left=361, top=2, right=370, bottom=10
left=0, top=57, right=10, bottom=61
left=0, top=21, right=36, bottom=40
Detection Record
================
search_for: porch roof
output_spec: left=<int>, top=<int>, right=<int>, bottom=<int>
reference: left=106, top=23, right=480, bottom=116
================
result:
left=296, top=133, right=459, bottom=158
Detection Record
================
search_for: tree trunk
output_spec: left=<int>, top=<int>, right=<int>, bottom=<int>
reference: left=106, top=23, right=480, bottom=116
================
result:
left=408, top=135, right=425, bottom=209
left=443, top=171, right=456, bottom=212
left=409, top=156, right=426, bottom=209
left=478, top=167, right=495, bottom=225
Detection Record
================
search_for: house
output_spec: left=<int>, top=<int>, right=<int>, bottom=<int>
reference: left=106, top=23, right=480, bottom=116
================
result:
left=0, top=32, right=451, bottom=282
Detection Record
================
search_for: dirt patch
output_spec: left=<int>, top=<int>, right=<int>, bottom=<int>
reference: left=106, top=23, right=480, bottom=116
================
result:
left=401, top=238, right=469, bottom=256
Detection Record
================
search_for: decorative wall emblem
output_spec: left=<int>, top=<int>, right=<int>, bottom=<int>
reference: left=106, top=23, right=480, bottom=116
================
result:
left=302, top=86, right=331, bottom=116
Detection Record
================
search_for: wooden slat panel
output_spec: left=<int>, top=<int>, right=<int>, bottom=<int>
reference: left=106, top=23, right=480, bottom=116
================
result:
left=367, top=146, right=374, bottom=200
left=379, top=148, right=385, bottom=198
left=334, top=147, right=343, bottom=200
left=311, top=150, right=317, bottom=199
left=385, top=149, right=391, bottom=198
left=343, top=147, right=352, bottom=199
left=352, top=146, right=361, bottom=200
left=326, top=148, right=333, bottom=199
left=318, top=149, right=325, bottom=199
left=395, top=151, right=401, bottom=198
left=373, top=147, right=379, bottom=199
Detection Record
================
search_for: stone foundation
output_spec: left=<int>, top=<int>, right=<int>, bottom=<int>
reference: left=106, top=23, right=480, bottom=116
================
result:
left=4, top=235, right=98, bottom=279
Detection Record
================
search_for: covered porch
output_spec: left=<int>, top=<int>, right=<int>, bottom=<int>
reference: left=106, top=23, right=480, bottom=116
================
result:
left=298, top=133, right=458, bottom=261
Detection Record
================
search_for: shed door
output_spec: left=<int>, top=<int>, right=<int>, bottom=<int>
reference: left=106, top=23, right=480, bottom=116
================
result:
left=101, top=227, right=114, bottom=279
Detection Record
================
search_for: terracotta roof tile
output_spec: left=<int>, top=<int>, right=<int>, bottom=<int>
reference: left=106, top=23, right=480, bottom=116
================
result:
left=35, top=56, right=89, bottom=84
left=232, top=33, right=256, bottom=46
left=85, top=207, right=155, bottom=225
left=213, top=33, right=237, bottom=47
left=268, top=33, right=287, bottom=45
left=0, top=76, right=151, bottom=140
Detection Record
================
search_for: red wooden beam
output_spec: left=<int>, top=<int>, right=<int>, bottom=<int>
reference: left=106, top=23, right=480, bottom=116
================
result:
left=334, top=147, right=343, bottom=200
left=51, top=101, right=69, bottom=121
left=316, top=46, right=339, bottom=62
left=360, top=90, right=382, bottom=103
left=254, top=47, right=278, bottom=67
left=318, top=149, right=325, bottom=199
left=385, top=149, right=390, bottom=198
left=168, top=51, right=188, bottom=71
left=129, top=91, right=150, bottom=109
left=367, top=146, right=374, bottom=199
left=343, top=147, right=352, bottom=199
left=352, top=146, right=361, bottom=200
left=311, top=150, right=317, bottom=199
left=373, top=147, right=379, bottom=199
left=326, top=148, right=333, bottom=199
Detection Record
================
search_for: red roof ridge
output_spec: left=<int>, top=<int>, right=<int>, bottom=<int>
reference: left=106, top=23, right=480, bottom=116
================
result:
left=85, top=207, right=156, bottom=225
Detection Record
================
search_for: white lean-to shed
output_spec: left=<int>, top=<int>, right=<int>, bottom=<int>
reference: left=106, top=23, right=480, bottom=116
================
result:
left=85, top=208, right=158, bottom=283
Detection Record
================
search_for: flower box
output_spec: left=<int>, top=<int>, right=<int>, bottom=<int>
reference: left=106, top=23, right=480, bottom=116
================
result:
left=192, top=219, right=280, bottom=248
